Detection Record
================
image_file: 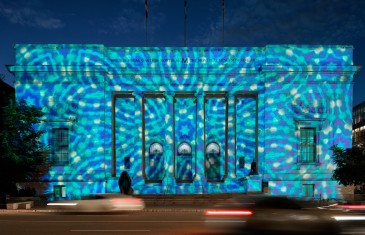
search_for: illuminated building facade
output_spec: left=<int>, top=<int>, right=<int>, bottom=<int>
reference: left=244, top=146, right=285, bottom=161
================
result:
left=9, top=44, right=357, bottom=200
left=353, top=101, right=365, bottom=146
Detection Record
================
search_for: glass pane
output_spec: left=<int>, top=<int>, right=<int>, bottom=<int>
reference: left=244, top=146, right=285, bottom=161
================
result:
left=61, top=186, right=67, bottom=197
left=300, top=128, right=315, bottom=162
left=54, top=186, right=61, bottom=197
left=149, top=142, right=163, bottom=155
left=177, top=142, right=192, bottom=155
left=53, top=128, right=69, bottom=164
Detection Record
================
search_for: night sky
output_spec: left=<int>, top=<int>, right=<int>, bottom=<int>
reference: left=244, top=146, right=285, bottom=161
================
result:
left=1, top=0, right=365, bottom=106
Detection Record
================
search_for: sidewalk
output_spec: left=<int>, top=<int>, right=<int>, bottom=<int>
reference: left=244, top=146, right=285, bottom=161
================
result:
left=0, top=205, right=210, bottom=213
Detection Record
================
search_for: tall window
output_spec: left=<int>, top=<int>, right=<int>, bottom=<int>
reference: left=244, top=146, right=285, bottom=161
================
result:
left=52, top=128, right=69, bottom=164
left=300, top=127, right=316, bottom=162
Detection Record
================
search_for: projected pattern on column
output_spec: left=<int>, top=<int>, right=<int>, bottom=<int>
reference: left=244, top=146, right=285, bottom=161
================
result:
left=205, top=95, right=227, bottom=181
left=115, top=96, right=135, bottom=175
left=143, top=95, right=166, bottom=181
left=174, top=96, right=196, bottom=181
left=236, top=95, right=257, bottom=177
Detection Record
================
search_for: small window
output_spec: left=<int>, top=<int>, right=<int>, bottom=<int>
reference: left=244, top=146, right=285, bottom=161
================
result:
left=54, top=185, right=66, bottom=198
left=206, top=142, right=220, bottom=155
left=149, top=142, right=163, bottom=155
left=52, top=128, right=69, bottom=164
left=124, top=156, right=131, bottom=169
left=299, top=127, right=316, bottom=162
left=177, top=142, right=192, bottom=155
left=303, top=184, right=314, bottom=197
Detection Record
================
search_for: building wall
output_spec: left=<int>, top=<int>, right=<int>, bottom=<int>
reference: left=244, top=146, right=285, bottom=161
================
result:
left=10, top=44, right=356, bottom=199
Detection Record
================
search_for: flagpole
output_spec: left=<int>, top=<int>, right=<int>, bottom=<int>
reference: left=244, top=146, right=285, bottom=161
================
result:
left=146, top=15, right=148, bottom=47
left=222, top=0, right=224, bottom=46
left=145, top=0, right=148, bottom=46
left=184, top=0, right=187, bottom=47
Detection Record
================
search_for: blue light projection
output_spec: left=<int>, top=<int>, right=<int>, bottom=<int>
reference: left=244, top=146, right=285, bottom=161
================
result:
left=144, top=96, right=166, bottom=181
left=205, top=96, right=227, bottom=181
left=115, top=96, right=135, bottom=173
left=174, top=96, right=196, bottom=182
left=235, top=96, right=257, bottom=177
left=9, top=44, right=357, bottom=200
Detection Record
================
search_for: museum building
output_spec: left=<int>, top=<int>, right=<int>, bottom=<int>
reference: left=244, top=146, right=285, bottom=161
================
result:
left=8, top=44, right=357, bottom=200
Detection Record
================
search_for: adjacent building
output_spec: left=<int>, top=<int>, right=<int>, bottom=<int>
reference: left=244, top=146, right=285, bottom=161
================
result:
left=353, top=101, right=365, bottom=146
left=0, top=78, right=15, bottom=134
left=8, top=44, right=357, bottom=200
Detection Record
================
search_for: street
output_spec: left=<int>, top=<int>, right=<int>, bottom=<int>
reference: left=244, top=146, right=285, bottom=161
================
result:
left=0, top=211, right=220, bottom=235
left=1, top=210, right=365, bottom=235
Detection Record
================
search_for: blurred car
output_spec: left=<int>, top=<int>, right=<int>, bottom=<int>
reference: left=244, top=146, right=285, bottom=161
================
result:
left=319, top=202, right=365, bottom=233
left=47, top=193, right=145, bottom=213
left=204, top=195, right=341, bottom=235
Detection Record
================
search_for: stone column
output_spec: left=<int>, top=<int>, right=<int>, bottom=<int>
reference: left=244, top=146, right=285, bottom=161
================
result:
left=227, top=91, right=236, bottom=180
left=132, top=91, right=145, bottom=193
left=194, top=91, right=207, bottom=193
left=162, top=91, right=176, bottom=194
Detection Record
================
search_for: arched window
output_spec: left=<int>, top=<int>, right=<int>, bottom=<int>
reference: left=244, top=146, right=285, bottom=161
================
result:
left=206, top=142, right=220, bottom=155
left=177, top=142, right=192, bottom=155
left=149, top=142, right=163, bottom=155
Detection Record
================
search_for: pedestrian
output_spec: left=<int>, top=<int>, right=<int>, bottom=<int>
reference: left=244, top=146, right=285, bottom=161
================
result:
left=118, top=171, right=132, bottom=195
left=249, top=160, right=257, bottom=175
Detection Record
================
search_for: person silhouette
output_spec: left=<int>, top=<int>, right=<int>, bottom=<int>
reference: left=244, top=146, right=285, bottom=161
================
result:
left=118, top=171, right=132, bottom=195
left=249, top=160, right=257, bottom=175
